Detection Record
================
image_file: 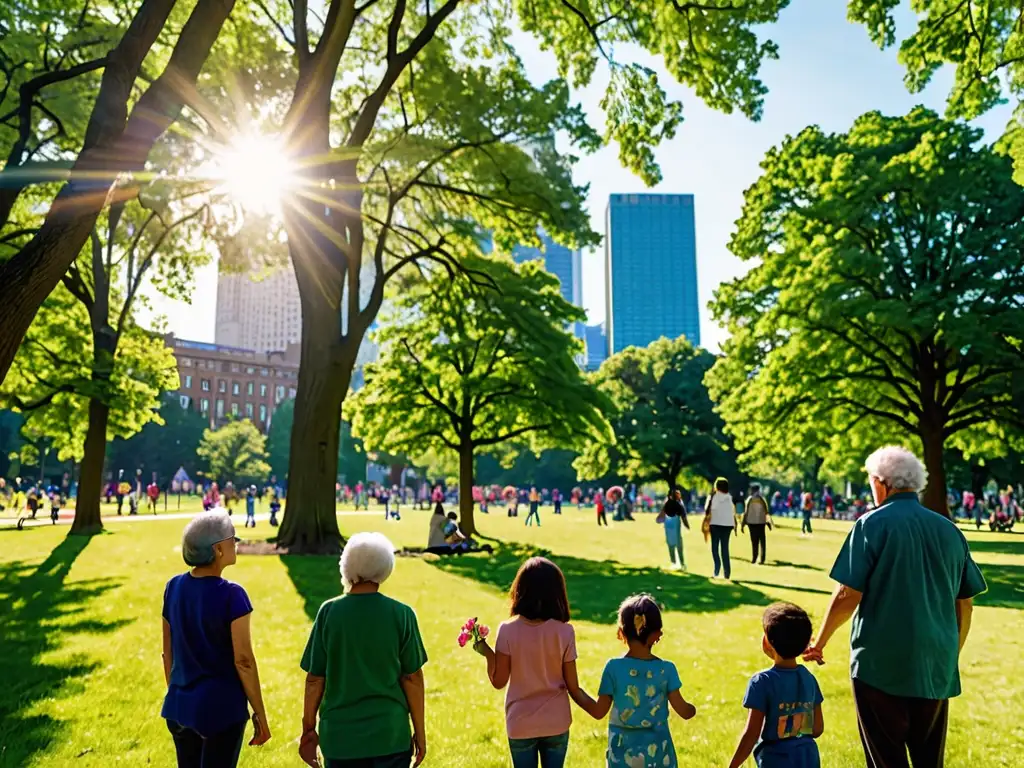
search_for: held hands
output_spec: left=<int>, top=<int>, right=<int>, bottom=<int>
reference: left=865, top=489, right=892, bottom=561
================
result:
left=299, top=728, right=320, bottom=767
left=473, top=639, right=490, bottom=657
left=249, top=712, right=271, bottom=746
left=802, top=641, right=826, bottom=666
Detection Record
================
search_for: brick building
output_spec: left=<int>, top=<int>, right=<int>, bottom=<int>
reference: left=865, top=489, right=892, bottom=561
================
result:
left=166, top=335, right=300, bottom=432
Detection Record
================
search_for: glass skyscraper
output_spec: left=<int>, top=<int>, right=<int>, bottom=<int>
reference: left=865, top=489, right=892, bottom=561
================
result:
left=513, top=232, right=584, bottom=338
left=604, top=193, right=700, bottom=354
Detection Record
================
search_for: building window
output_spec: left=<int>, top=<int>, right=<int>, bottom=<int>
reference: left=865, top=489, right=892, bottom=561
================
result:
left=179, top=395, right=190, bottom=409
left=276, top=385, right=285, bottom=402
left=201, top=379, right=210, bottom=392
left=181, top=358, right=193, bottom=367
left=247, top=366, right=255, bottom=374
left=184, top=375, right=193, bottom=389
left=216, top=399, right=224, bottom=418
left=231, top=402, right=239, bottom=416
left=232, top=381, right=240, bottom=396
left=260, top=384, right=267, bottom=397
left=231, top=363, right=241, bottom=373
left=261, top=367, right=269, bottom=376
left=245, top=402, right=253, bottom=418
left=201, top=398, right=210, bottom=414
left=259, top=404, right=267, bottom=422
left=219, top=380, right=226, bottom=393
left=247, top=381, right=254, bottom=396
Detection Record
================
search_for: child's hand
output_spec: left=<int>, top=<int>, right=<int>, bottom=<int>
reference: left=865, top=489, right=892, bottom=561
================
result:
left=668, top=690, right=696, bottom=720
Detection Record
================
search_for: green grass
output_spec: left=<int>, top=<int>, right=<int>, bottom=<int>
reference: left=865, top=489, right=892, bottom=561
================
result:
left=1, top=505, right=1021, bottom=767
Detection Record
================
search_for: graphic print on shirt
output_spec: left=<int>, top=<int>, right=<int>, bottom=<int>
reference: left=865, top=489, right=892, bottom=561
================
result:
left=775, top=698, right=815, bottom=739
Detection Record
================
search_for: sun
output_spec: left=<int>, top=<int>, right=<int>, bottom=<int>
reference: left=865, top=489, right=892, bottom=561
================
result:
left=211, top=133, right=298, bottom=215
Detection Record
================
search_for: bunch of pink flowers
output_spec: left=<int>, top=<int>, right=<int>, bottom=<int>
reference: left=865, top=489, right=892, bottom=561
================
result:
left=457, top=617, right=490, bottom=648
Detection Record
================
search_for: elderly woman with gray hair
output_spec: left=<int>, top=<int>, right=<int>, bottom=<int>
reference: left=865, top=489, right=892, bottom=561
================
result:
left=161, top=512, right=270, bottom=767
left=299, top=532, right=428, bottom=768
left=804, top=446, right=987, bottom=768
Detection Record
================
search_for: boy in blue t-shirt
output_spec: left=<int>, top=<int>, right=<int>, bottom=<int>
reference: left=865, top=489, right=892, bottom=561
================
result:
left=728, top=603, right=824, bottom=768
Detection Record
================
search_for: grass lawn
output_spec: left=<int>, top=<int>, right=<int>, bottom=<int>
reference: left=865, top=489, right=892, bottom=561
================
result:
left=1, top=504, right=1022, bottom=767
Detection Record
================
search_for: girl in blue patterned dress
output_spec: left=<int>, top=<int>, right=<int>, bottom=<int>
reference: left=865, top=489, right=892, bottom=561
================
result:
left=581, top=594, right=697, bottom=767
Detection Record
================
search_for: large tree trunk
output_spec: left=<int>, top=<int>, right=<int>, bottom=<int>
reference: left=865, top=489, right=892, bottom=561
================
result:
left=0, top=0, right=234, bottom=383
left=920, top=422, right=949, bottom=517
left=458, top=443, right=476, bottom=536
left=276, top=233, right=349, bottom=553
left=70, top=399, right=110, bottom=535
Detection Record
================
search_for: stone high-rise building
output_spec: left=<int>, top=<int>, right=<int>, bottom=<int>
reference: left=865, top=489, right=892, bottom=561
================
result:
left=215, top=269, right=302, bottom=353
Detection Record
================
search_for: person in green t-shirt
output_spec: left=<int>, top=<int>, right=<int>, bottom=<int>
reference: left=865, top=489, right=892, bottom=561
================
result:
left=299, top=532, right=428, bottom=768
left=803, top=446, right=987, bottom=768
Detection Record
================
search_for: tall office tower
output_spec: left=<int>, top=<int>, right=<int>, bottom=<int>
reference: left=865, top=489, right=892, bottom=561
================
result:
left=584, top=323, right=608, bottom=371
left=513, top=231, right=584, bottom=337
left=216, top=269, right=302, bottom=353
left=604, top=193, right=700, bottom=354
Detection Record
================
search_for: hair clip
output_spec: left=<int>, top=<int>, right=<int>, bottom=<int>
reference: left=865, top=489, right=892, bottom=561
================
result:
left=634, top=614, right=646, bottom=634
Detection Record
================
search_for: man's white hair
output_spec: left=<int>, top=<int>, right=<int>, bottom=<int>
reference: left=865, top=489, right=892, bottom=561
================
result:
left=864, top=446, right=928, bottom=492
left=340, top=532, right=396, bottom=591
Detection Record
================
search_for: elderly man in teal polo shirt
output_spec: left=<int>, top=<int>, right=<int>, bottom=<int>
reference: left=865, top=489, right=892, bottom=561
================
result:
left=803, top=445, right=987, bottom=768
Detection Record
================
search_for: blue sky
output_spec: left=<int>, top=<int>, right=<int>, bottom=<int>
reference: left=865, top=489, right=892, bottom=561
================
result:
left=154, top=0, right=1010, bottom=352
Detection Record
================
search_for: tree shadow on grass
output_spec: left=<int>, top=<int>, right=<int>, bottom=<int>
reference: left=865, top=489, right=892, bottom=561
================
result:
left=281, top=554, right=341, bottom=621
left=429, top=543, right=772, bottom=624
left=975, top=563, right=1024, bottom=609
left=770, top=560, right=823, bottom=572
left=964, top=536, right=1024, bottom=557
left=0, top=535, right=129, bottom=766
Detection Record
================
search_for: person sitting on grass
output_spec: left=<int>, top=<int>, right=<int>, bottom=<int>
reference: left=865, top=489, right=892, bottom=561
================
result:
left=472, top=557, right=594, bottom=768
left=728, top=603, right=823, bottom=768
left=578, top=593, right=698, bottom=767
left=299, top=532, right=427, bottom=768
left=162, top=512, right=271, bottom=768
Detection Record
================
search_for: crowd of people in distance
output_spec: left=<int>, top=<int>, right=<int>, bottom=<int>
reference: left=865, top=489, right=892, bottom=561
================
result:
left=157, top=445, right=988, bottom=768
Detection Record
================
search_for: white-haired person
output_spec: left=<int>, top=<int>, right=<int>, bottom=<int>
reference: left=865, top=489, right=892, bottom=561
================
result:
left=161, top=512, right=271, bottom=768
left=299, top=532, right=428, bottom=768
left=804, top=446, right=987, bottom=768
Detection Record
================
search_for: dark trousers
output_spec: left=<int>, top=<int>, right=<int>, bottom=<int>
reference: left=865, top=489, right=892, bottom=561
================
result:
left=327, top=750, right=413, bottom=768
left=167, top=719, right=245, bottom=768
left=597, top=509, right=607, bottom=526
left=553, top=500, right=561, bottom=514
left=747, top=523, right=766, bottom=563
left=802, top=513, right=813, bottom=533
left=709, top=524, right=732, bottom=578
left=853, top=679, right=948, bottom=768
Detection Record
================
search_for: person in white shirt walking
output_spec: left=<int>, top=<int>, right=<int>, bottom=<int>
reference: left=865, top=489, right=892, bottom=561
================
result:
left=704, top=478, right=738, bottom=579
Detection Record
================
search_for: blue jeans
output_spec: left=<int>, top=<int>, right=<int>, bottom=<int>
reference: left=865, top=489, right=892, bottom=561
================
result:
left=509, top=731, right=569, bottom=768
left=709, top=524, right=732, bottom=579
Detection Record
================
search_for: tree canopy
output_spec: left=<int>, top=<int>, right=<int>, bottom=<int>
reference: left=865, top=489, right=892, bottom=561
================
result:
left=197, top=419, right=271, bottom=487
left=575, top=336, right=736, bottom=492
left=850, top=1, right=1024, bottom=185
left=345, top=254, right=611, bottom=533
left=707, top=108, right=1024, bottom=514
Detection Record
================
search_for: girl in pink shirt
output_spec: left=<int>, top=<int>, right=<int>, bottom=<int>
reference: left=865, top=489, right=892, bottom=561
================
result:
left=473, top=557, right=594, bottom=767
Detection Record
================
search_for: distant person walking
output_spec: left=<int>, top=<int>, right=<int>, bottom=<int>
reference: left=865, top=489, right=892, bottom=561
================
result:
left=595, top=490, right=608, bottom=527
left=658, top=490, right=690, bottom=570
left=801, top=491, right=814, bottom=535
left=525, top=487, right=541, bottom=527
left=704, top=478, right=737, bottom=579
left=147, top=481, right=161, bottom=514
left=741, top=484, right=771, bottom=565
left=804, top=446, right=987, bottom=768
